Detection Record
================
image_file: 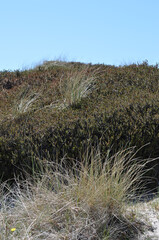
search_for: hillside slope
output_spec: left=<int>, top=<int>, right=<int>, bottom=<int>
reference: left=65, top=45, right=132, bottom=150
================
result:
left=1, top=60, right=159, bottom=239
left=0, top=61, right=159, bottom=187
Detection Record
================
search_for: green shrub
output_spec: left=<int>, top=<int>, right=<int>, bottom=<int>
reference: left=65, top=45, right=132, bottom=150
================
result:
left=1, top=61, right=159, bottom=190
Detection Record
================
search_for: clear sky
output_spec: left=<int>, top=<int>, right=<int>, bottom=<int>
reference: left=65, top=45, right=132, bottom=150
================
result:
left=0, top=0, right=159, bottom=71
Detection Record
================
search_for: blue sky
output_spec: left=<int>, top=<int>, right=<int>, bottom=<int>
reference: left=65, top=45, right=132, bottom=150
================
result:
left=0, top=0, right=159, bottom=71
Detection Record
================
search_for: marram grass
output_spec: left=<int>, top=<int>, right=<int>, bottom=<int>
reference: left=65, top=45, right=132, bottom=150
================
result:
left=59, top=66, right=97, bottom=108
left=0, top=145, right=153, bottom=240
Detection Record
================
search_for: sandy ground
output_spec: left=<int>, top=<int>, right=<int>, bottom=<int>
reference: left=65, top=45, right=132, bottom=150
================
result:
left=128, top=197, right=159, bottom=240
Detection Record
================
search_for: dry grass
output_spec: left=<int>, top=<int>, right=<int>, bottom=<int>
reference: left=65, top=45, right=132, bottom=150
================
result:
left=10, top=65, right=99, bottom=118
left=0, top=146, right=153, bottom=239
left=59, top=66, right=98, bottom=108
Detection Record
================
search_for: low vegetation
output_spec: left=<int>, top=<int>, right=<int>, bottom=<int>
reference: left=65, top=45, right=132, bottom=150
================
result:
left=0, top=60, right=159, bottom=239
left=0, top=146, right=151, bottom=239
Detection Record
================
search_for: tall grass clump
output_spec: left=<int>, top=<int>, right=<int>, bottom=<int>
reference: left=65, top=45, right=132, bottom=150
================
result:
left=13, top=85, right=41, bottom=115
left=0, top=145, right=151, bottom=239
left=59, top=66, right=98, bottom=108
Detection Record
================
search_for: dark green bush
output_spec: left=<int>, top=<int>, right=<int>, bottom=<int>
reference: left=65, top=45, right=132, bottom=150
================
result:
left=1, top=61, right=159, bottom=191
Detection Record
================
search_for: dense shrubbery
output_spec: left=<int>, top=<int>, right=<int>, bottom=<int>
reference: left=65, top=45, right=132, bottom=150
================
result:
left=1, top=61, right=159, bottom=189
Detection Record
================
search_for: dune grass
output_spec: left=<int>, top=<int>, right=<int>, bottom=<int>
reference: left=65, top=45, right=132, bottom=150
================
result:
left=10, top=65, right=98, bottom=118
left=59, top=66, right=97, bottom=108
left=0, top=145, right=151, bottom=240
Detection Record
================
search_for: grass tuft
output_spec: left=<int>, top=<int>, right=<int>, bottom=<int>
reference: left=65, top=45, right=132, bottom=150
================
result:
left=59, top=66, right=98, bottom=108
left=0, top=146, right=150, bottom=239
